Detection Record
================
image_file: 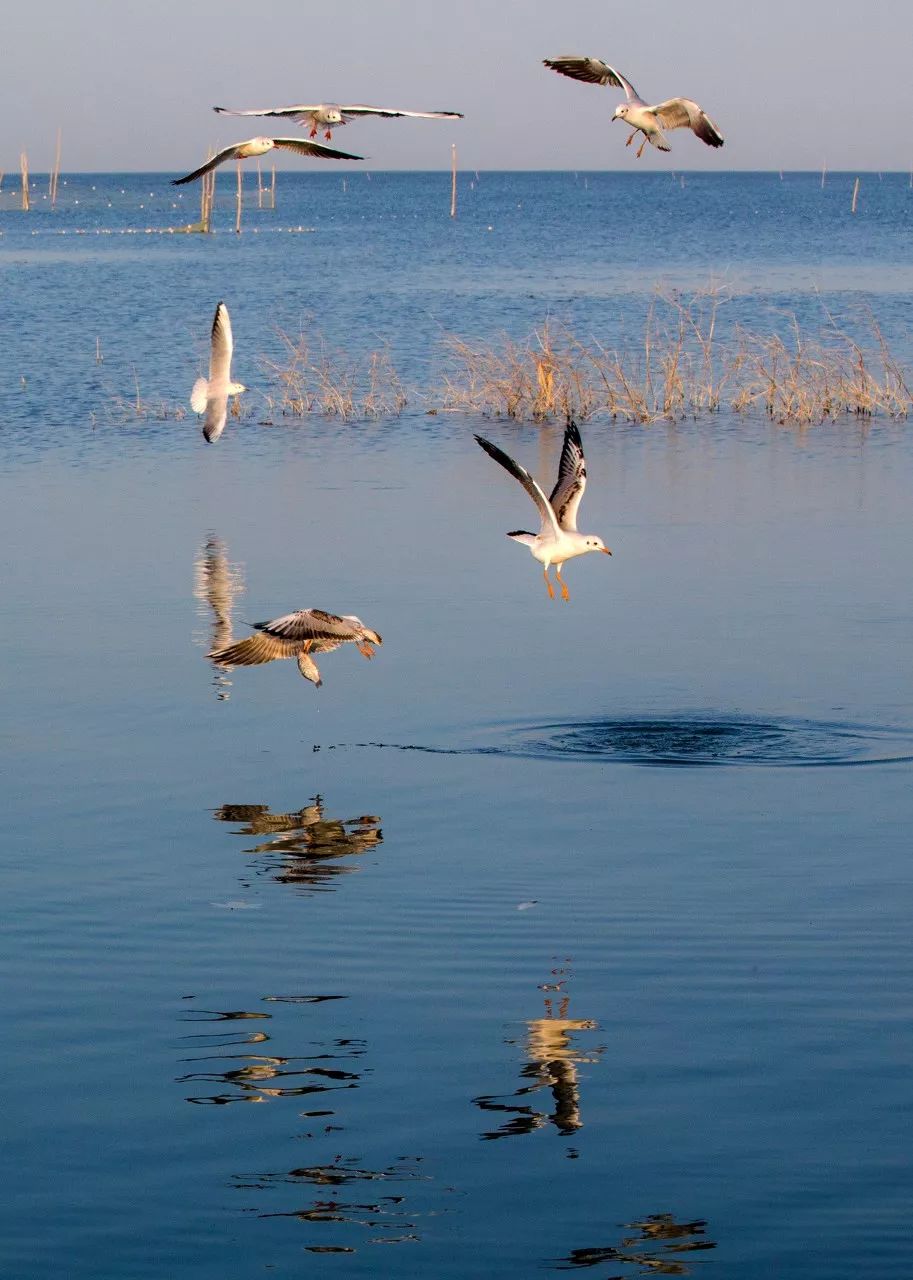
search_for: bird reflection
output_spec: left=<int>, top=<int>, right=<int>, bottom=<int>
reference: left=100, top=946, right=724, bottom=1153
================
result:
left=554, top=1214, right=715, bottom=1274
left=177, top=1003, right=365, bottom=1106
left=193, top=533, right=245, bottom=700
left=474, top=966, right=602, bottom=1139
left=214, top=796, right=382, bottom=891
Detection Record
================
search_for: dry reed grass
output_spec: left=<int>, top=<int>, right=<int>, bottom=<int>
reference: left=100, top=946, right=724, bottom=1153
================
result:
left=435, top=288, right=913, bottom=426
left=261, top=329, right=408, bottom=420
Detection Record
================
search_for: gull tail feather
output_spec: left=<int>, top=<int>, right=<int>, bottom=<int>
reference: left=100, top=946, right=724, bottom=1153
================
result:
left=190, top=377, right=209, bottom=414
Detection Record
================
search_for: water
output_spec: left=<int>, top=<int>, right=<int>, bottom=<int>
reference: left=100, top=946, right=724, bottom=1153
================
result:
left=2, top=173, right=912, bottom=1278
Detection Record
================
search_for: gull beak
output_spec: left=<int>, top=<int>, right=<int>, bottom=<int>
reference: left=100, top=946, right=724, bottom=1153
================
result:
left=601, top=547, right=613, bottom=555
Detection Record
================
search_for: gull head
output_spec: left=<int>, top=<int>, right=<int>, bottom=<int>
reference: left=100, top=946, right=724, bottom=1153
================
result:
left=228, top=381, right=247, bottom=395
left=325, top=109, right=344, bottom=124
left=613, top=105, right=628, bottom=122
left=584, top=535, right=612, bottom=556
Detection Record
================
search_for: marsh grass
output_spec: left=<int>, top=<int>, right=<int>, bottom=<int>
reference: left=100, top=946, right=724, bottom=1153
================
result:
left=261, top=329, right=408, bottom=420
left=436, top=289, right=913, bottom=426
left=91, top=368, right=188, bottom=426
left=93, top=291, right=912, bottom=430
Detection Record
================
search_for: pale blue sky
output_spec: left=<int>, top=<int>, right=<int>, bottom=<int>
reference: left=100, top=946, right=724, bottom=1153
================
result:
left=2, top=0, right=911, bottom=173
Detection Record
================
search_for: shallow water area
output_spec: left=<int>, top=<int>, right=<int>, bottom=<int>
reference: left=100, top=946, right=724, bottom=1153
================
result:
left=2, top=173, right=913, bottom=1279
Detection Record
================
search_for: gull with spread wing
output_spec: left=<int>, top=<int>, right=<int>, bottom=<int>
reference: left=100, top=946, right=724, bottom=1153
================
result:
left=543, top=57, right=723, bottom=158
left=475, top=420, right=611, bottom=602
left=171, top=135, right=362, bottom=185
left=191, top=302, right=246, bottom=445
left=208, top=608, right=382, bottom=689
left=214, top=103, right=463, bottom=142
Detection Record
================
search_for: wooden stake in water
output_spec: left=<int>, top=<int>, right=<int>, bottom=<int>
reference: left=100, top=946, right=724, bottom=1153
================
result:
left=257, top=159, right=264, bottom=209
left=821, top=160, right=827, bottom=189
left=20, top=152, right=30, bottom=211
left=851, top=177, right=860, bottom=214
left=50, top=128, right=62, bottom=207
left=450, top=143, right=457, bottom=218
left=270, top=164, right=276, bottom=209
left=235, top=162, right=242, bottom=233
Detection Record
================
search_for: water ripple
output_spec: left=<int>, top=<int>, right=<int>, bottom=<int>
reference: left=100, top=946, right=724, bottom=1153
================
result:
left=499, top=715, right=913, bottom=767
left=348, top=715, right=913, bottom=769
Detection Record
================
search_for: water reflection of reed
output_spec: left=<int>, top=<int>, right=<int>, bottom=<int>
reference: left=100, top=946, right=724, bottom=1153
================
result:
left=213, top=797, right=383, bottom=891
left=193, top=533, right=245, bottom=700
left=554, top=1214, right=715, bottom=1274
left=474, top=968, right=603, bottom=1140
left=241, top=1156, right=433, bottom=1248
left=177, top=1003, right=365, bottom=1106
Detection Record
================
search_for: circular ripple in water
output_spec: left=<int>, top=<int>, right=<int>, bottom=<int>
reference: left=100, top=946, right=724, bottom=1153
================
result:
left=496, top=717, right=913, bottom=768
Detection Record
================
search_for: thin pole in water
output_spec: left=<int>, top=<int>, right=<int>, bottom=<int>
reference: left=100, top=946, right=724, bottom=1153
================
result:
left=270, top=164, right=276, bottom=209
left=235, top=162, right=242, bottom=234
left=257, top=159, right=263, bottom=209
left=821, top=160, right=827, bottom=189
left=450, top=143, right=457, bottom=218
left=20, top=152, right=29, bottom=211
left=851, top=176, right=860, bottom=214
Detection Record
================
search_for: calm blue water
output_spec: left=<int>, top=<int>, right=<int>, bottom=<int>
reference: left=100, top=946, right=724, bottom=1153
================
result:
left=2, top=173, right=912, bottom=1278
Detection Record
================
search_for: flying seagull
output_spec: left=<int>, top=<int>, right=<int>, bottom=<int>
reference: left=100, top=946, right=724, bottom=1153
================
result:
left=214, top=103, right=463, bottom=142
left=208, top=608, right=382, bottom=688
left=191, top=302, right=246, bottom=445
left=543, top=57, right=723, bottom=158
left=475, top=420, right=611, bottom=602
left=171, top=136, right=362, bottom=185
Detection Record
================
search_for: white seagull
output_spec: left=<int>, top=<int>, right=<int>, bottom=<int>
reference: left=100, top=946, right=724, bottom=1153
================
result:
left=171, top=135, right=362, bottom=185
left=543, top=57, right=724, bottom=158
left=191, top=302, right=246, bottom=444
left=214, top=103, right=463, bottom=142
left=475, top=420, right=611, bottom=602
left=208, top=608, right=382, bottom=689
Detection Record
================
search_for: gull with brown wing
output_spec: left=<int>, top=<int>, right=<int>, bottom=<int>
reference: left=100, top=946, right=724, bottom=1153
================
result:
left=544, top=57, right=723, bottom=158
left=208, top=609, right=381, bottom=689
left=475, top=420, right=611, bottom=602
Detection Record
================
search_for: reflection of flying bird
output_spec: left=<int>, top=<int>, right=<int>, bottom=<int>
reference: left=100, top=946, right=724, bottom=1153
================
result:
left=193, top=534, right=244, bottom=654
left=475, top=419, right=611, bottom=601
left=209, top=608, right=382, bottom=688
left=544, top=57, right=724, bottom=159
left=190, top=304, right=246, bottom=444
left=556, top=1215, right=714, bottom=1275
left=214, top=102, right=463, bottom=142
left=214, top=799, right=383, bottom=891
left=171, top=135, right=362, bottom=185
left=474, top=980, right=602, bottom=1140
left=193, top=535, right=245, bottom=699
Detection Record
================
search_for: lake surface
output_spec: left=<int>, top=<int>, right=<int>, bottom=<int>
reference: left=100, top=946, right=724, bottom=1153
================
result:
left=2, top=172, right=912, bottom=1278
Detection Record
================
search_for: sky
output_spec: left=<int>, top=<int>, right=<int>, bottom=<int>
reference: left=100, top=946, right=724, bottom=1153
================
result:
left=2, top=0, right=911, bottom=174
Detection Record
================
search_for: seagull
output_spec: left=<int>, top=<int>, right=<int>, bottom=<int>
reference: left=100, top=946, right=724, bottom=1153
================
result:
left=171, top=136, right=362, bottom=185
left=543, top=57, right=723, bottom=158
left=214, top=103, right=463, bottom=142
left=208, top=608, right=382, bottom=688
left=191, top=302, right=246, bottom=444
left=475, top=420, right=611, bottom=602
